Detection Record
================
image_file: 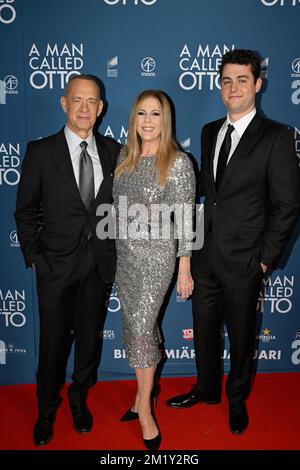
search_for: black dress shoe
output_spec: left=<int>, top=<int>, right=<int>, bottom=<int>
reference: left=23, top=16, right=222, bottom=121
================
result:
left=167, top=389, right=220, bottom=408
left=33, top=416, right=54, bottom=446
left=120, top=382, right=160, bottom=422
left=70, top=403, right=93, bottom=433
left=229, top=401, right=249, bottom=434
left=143, top=431, right=161, bottom=451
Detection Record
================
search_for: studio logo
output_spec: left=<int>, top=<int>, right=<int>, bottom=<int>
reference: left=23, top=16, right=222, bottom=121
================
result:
left=291, top=59, right=300, bottom=105
left=0, top=142, right=21, bottom=186
left=261, top=0, right=300, bottom=5
left=291, top=330, right=300, bottom=365
left=104, top=124, right=128, bottom=143
left=0, top=289, right=27, bottom=328
left=292, top=58, right=300, bottom=74
left=0, top=0, right=16, bottom=24
left=107, top=56, right=118, bottom=78
left=178, top=43, right=235, bottom=91
left=182, top=328, right=193, bottom=340
left=258, top=275, right=294, bottom=314
left=0, top=75, right=18, bottom=104
left=9, top=230, right=19, bottom=248
left=141, top=57, right=156, bottom=77
left=28, top=43, right=84, bottom=90
left=104, top=0, right=157, bottom=5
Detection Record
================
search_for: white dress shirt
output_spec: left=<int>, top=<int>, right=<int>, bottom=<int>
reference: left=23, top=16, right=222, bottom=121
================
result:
left=213, top=108, right=257, bottom=180
left=64, top=125, right=103, bottom=197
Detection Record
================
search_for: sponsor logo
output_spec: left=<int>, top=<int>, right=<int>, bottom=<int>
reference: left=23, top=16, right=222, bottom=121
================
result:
left=141, top=57, right=156, bottom=77
left=100, top=330, right=115, bottom=340
left=9, top=230, right=19, bottom=248
left=182, top=328, right=193, bottom=340
left=107, top=56, right=118, bottom=78
left=291, top=58, right=300, bottom=105
left=257, top=328, right=277, bottom=343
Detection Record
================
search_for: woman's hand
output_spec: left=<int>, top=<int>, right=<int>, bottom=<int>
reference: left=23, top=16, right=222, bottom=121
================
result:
left=177, top=271, right=194, bottom=299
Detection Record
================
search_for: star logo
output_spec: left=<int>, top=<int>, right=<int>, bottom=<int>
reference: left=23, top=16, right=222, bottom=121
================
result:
left=263, top=328, right=271, bottom=336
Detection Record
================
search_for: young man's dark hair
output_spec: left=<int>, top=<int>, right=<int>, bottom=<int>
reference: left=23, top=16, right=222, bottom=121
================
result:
left=219, top=49, right=261, bottom=83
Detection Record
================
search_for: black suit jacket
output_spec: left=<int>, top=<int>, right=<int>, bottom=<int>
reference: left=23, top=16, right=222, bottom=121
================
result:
left=15, top=129, right=121, bottom=284
left=199, top=113, right=300, bottom=274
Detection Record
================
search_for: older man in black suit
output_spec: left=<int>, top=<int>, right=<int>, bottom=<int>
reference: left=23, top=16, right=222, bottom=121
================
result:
left=15, top=75, right=121, bottom=445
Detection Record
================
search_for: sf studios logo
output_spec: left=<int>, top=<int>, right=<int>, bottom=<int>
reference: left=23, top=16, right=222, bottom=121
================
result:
left=0, top=142, right=21, bottom=186
left=0, top=0, right=16, bottom=24
left=0, top=74, right=18, bottom=105
left=103, top=0, right=157, bottom=5
left=141, top=57, right=156, bottom=77
left=178, top=44, right=235, bottom=91
left=291, top=58, right=300, bottom=105
left=28, top=43, right=84, bottom=90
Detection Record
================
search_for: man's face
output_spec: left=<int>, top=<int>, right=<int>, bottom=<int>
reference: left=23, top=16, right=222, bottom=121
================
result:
left=220, top=63, right=262, bottom=121
left=60, top=78, right=103, bottom=138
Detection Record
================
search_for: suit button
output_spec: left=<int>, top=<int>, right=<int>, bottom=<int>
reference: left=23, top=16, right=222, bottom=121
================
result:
left=213, top=202, right=217, bottom=206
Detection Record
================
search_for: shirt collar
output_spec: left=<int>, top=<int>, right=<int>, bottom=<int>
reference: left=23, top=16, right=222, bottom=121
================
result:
left=222, top=108, right=256, bottom=138
left=64, top=125, right=96, bottom=154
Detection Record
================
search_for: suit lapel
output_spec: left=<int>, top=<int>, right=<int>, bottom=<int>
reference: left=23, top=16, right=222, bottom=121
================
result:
left=217, top=114, right=264, bottom=194
left=50, top=130, right=84, bottom=205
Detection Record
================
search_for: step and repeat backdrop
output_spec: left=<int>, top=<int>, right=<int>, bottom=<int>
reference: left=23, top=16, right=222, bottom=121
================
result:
left=0, top=0, right=300, bottom=385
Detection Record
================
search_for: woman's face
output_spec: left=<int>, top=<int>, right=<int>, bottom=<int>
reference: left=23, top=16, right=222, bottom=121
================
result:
left=136, top=96, right=162, bottom=147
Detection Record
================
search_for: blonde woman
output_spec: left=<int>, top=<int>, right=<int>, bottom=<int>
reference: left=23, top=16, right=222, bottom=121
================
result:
left=113, top=90, right=195, bottom=450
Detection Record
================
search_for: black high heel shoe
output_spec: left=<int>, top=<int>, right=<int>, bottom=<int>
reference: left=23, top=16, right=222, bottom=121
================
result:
left=143, top=430, right=161, bottom=451
left=120, top=382, right=160, bottom=422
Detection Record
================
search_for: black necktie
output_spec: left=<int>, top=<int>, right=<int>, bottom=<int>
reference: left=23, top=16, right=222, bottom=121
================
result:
left=215, top=124, right=234, bottom=191
left=79, top=141, right=95, bottom=210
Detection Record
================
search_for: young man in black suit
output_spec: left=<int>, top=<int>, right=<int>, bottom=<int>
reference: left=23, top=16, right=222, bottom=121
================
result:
left=15, top=75, right=121, bottom=445
left=167, top=50, right=300, bottom=434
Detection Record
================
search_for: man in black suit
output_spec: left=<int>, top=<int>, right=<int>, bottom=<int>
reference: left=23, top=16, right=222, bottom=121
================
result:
left=167, top=50, right=300, bottom=433
left=15, top=75, right=121, bottom=445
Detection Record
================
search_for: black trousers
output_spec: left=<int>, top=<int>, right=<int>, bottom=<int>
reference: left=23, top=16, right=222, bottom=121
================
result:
left=191, top=233, right=263, bottom=402
left=35, top=242, right=108, bottom=418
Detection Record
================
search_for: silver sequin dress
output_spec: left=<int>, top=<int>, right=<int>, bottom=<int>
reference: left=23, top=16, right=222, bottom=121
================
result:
left=113, top=152, right=195, bottom=368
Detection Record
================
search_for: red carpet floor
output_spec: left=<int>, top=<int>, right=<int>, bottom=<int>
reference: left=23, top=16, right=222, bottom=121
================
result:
left=0, top=373, right=299, bottom=451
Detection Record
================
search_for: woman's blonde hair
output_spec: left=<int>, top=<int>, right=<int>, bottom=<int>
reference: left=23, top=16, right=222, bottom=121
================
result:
left=115, top=90, right=179, bottom=186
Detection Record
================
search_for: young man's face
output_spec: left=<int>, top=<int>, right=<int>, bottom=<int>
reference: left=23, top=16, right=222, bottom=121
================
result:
left=220, top=63, right=262, bottom=121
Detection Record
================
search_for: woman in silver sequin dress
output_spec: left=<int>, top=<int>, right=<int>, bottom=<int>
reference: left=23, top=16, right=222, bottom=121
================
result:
left=113, top=90, right=195, bottom=450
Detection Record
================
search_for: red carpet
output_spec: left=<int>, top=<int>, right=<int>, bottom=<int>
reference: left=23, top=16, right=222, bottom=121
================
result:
left=0, top=373, right=299, bottom=450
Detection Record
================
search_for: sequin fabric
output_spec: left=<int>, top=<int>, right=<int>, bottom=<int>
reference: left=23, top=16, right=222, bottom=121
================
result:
left=113, top=151, right=195, bottom=368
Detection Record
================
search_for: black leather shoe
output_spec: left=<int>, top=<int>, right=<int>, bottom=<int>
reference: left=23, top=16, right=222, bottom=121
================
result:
left=120, top=382, right=160, bottom=422
left=70, top=403, right=93, bottom=433
left=143, top=431, right=161, bottom=451
left=33, top=416, right=54, bottom=446
left=167, top=389, right=220, bottom=408
left=229, top=401, right=249, bottom=434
